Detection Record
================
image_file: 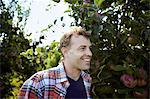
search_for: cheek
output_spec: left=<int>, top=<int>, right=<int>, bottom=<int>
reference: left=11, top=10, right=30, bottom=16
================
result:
left=69, top=52, right=82, bottom=63
left=68, top=50, right=78, bottom=58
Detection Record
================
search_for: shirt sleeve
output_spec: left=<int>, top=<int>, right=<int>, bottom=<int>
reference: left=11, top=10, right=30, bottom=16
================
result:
left=18, top=74, right=43, bottom=99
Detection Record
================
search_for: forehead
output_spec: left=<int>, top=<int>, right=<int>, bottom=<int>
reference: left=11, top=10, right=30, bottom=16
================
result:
left=70, top=35, right=91, bottom=47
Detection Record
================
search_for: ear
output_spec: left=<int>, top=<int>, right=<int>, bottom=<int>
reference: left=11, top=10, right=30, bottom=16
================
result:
left=61, top=47, right=68, bottom=57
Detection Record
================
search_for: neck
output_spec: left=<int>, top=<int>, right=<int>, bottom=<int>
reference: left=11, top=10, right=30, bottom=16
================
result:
left=63, top=61, right=81, bottom=81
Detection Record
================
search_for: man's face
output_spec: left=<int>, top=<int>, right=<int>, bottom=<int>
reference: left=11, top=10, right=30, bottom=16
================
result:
left=65, top=35, right=92, bottom=70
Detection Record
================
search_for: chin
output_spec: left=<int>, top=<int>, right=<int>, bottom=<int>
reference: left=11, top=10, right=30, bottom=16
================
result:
left=83, top=65, right=90, bottom=70
left=80, top=63, right=90, bottom=70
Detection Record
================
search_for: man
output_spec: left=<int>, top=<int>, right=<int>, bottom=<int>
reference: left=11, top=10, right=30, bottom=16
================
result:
left=18, top=26, right=93, bottom=99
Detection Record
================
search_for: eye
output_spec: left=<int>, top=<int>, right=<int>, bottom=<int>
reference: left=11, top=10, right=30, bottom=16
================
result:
left=80, top=47, right=86, bottom=51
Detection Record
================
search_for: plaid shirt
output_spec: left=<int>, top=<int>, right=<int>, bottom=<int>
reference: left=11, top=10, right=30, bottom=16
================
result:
left=18, top=63, right=92, bottom=99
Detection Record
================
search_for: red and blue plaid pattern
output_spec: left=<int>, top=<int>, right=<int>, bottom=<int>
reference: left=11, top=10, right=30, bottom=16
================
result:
left=18, top=63, right=92, bottom=99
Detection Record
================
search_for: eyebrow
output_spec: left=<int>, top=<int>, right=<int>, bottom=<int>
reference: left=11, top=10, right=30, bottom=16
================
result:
left=80, top=45, right=86, bottom=47
left=79, top=45, right=92, bottom=48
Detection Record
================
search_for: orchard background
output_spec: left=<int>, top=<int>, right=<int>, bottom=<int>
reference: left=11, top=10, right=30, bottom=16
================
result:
left=0, top=0, right=149, bottom=98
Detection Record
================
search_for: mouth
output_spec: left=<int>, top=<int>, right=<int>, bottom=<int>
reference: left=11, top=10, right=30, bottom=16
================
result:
left=82, top=58, right=91, bottom=64
left=84, top=59, right=91, bottom=62
left=81, top=56, right=92, bottom=64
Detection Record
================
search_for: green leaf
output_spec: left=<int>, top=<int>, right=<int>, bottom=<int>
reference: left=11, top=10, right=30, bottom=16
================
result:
left=36, top=47, right=41, bottom=53
left=26, top=49, right=33, bottom=55
left=60, top=16, right=63, bottom=21
left=52, top=0, right=60, bottom=3
left=65, top=0, right=77, bottom=4
left=94, top=0, right=104, bottom=7
left=111, top=65, right=127, bottom=71
left=118, top=89, right=132, bottom=94
left=54, top=19, right=57, bottom=24
left=98, top=86, right=114, bottom=94
left=40, top=36, right=44, bottom=39
left=64, top=9, right=71, bottom=13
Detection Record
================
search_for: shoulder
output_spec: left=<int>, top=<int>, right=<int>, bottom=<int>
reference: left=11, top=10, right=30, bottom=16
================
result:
left=18, top=64, right=65, bottom=98
left=25, top=63, right=64, bottom=84
left=27, top=67, right=59, bottom=83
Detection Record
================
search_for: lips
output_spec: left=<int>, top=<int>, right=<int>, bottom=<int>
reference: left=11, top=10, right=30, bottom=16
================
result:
left=81, top=56, right=92, bottom=64
left=82, top=59, right=91, bottom=65
left=84, top=59, right=91, bottom=62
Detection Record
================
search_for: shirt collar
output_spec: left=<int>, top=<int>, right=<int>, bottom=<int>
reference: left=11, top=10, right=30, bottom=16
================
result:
left=55, top=62, right=68, bottom=84
left=56, top=62, right=92, bottom=83
left=81, top=71, right=92, bottom=82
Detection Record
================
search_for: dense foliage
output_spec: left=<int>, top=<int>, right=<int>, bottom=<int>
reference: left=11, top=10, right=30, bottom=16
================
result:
left=60, top=0, right=149, bottom=98
left=0, top=0, right=31, bottom=97
left=0, top=0, right=61, bottom=98
left=1, top=0, right=149, bottom=98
